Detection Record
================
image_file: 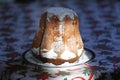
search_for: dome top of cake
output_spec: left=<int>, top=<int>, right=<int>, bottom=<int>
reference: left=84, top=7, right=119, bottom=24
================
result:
left=43, top=7, right=77, bottom=21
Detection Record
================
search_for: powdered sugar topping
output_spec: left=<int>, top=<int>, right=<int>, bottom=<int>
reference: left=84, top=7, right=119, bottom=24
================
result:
left=61, top=49, right=76, bottom=60
left=41, top=49, right=58, bottom=59
left=40, top=48, right=83, bottom=60
left=52, top=24, right=64, bottom=53
left=45, top=7, right=77, bottom=21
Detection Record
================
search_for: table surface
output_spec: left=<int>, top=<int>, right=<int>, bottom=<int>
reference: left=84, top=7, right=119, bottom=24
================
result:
left=0, top=0, right=120, bottom=80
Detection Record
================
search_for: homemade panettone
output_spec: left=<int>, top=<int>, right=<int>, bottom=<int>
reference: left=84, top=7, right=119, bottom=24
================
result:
left=32, top=7, right=84, bottom=65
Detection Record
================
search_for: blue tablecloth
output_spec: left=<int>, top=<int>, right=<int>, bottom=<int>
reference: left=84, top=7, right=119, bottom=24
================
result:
left=0, top=0, right=120, bottom=80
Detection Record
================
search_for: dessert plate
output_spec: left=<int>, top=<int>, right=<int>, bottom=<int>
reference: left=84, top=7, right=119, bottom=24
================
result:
left=23, top=48, right=95, bottom=67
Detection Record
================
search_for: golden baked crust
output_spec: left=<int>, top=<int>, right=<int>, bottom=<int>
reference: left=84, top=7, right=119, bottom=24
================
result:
left=32, top=12, right=48, bottom=48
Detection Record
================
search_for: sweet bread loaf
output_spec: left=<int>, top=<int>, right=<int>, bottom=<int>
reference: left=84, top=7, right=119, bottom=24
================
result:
left=32, top=7, right=84, bottom=65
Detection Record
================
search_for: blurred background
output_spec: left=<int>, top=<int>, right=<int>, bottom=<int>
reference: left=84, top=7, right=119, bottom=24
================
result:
left=0, top=0, right=120, bottom=79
